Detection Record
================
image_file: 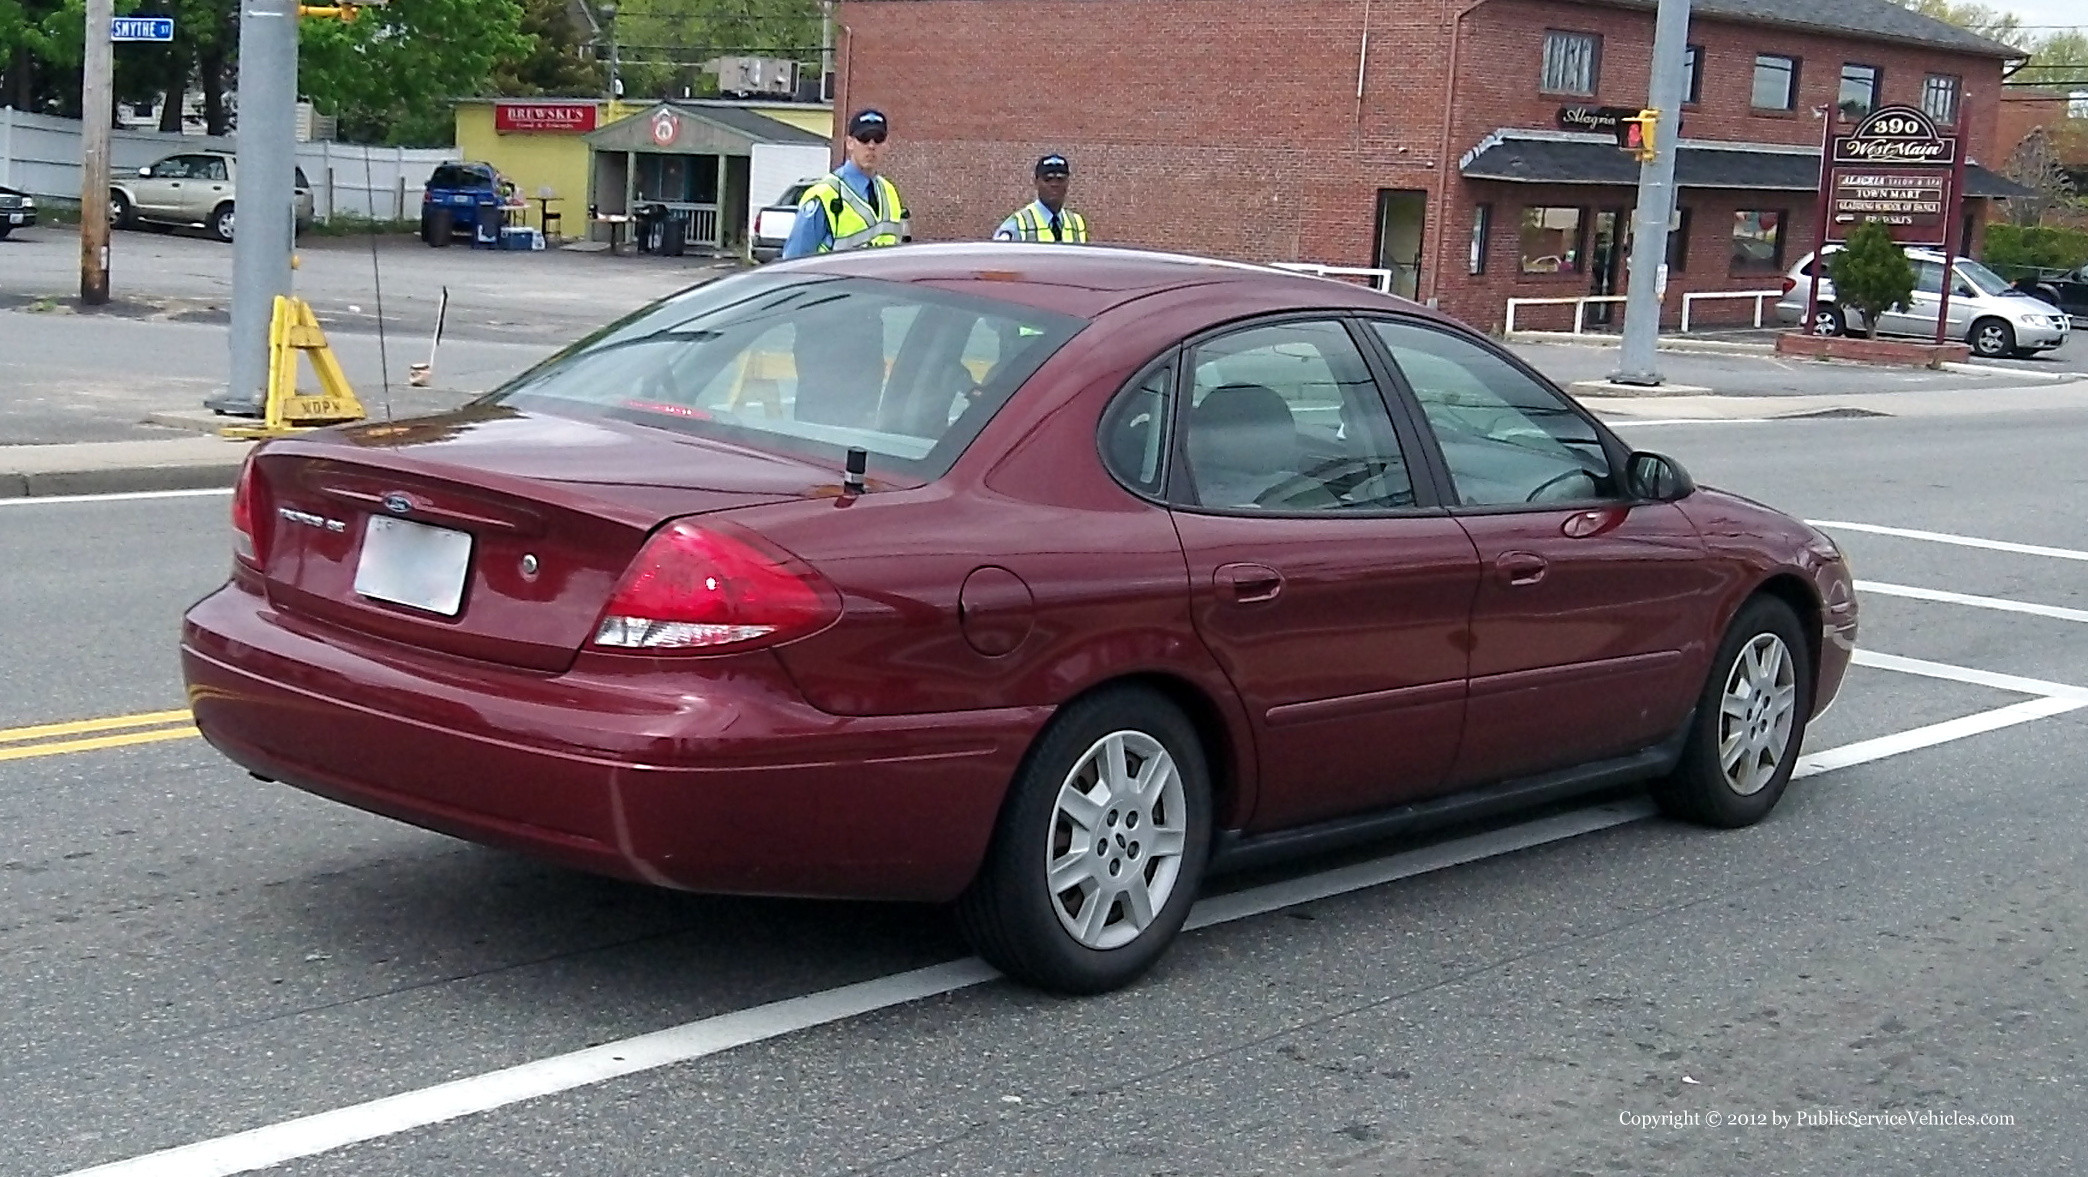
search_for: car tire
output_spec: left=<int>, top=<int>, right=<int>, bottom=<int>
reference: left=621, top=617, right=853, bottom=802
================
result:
left=110, top=191, right=133, bottom=230
left=1808, top=305, right=1845, bottom=337
left=956, top=686, right=1212, bottom=994
left=211, top=203, right=235, bottom=243
left=1969, top=318, right=2014, bottom=359
left=0, top=225, right=10, bottom=241
left=1653, top=596, right=1813, bottom=830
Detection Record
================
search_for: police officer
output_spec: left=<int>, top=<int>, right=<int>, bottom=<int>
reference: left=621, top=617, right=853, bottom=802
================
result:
left=994, top=154, right=1088, bottom=243
left=781, top=109, right=909, bottom=259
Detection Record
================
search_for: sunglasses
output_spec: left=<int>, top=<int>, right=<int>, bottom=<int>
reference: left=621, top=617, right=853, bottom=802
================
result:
left=852, top=130, right=887, bottom=144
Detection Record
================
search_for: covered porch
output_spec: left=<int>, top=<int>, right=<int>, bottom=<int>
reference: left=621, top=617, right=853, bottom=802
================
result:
left=584, top=103, right=829, bottom=254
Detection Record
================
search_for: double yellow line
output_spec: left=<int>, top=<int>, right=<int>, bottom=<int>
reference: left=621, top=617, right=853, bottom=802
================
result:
left=0, top=708, right=199, bottom=763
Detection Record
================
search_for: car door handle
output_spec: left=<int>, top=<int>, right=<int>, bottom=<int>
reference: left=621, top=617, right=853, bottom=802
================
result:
left=1496, top=551, right=1548, bottom=586
left=1215, top=562, right=1283, bottom=604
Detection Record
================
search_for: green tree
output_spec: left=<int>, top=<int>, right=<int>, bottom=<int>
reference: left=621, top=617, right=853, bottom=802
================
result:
left=1887, top=0, right=2023, bottom=45
left=606, top=0, right=820, bottom=100
left=493, top=0, right=605, bottom=96
left=299, top=0, right=531, bottom=145
left=1830, top=221, right=1917, bottom=340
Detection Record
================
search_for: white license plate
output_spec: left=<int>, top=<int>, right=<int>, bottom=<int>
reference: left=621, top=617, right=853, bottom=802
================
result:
left=354, top=516, right=472, bottom=616
left=6, top=214, right=21, bottom=225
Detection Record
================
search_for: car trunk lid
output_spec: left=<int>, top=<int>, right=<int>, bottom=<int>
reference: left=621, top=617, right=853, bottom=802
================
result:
left=250, top=406, right=833, bottom=672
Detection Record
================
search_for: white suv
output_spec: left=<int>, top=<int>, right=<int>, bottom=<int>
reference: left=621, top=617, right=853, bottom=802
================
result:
left=1773, top=245, right=2070, bottom=359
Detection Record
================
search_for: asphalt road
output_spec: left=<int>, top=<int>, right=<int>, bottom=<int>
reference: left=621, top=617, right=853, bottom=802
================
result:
left=1510, top=328, right=2087, bottom=395
left=4, top=399, right=2086, bottom=1175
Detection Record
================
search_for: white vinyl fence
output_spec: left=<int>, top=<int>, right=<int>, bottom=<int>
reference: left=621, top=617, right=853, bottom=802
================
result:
left=0, top=106, right=457, bottom=223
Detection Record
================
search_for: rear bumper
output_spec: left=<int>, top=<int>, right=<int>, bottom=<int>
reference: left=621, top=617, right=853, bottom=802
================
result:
left=181, top=582, right=1046, bottom=901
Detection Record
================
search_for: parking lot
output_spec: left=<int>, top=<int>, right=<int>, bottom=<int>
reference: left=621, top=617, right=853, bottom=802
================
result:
left=4, top=396, right=2086, bottom=1174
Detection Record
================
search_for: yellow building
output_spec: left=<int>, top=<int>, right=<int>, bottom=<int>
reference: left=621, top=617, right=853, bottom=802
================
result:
left=452, top=98, right=832, bottom=244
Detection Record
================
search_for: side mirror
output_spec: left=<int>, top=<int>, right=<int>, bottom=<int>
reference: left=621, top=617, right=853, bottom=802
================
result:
left=1626, top=451, right=1694, bottom=502
left=137, top=166, right=153, bottom=177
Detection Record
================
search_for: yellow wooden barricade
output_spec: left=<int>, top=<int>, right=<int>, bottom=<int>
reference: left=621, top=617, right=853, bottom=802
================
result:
left=221, top=296, right=368, bottom=439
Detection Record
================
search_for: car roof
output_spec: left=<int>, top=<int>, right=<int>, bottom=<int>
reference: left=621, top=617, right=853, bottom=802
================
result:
left=770, top=243, right=1432, bottom=320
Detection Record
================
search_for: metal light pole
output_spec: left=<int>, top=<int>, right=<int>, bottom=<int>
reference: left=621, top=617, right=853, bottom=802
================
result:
left=209, top=0, right=299, bottom=414
left=80, top=0, right=113, bottom=305
left=1610, top=0, right=1692, bottom=386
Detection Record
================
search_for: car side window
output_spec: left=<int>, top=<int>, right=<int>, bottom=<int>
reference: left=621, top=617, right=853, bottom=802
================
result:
left=1913, top=261, right=1944, bottom=295
left=1180, top=320, right=1415, bottom=512
left=153, top=157, right=192, bottom=179
left=1367, top=319, right=1619, bottom=508
left=1099, top=359, right=1175, bottom=497
left=200, top=157, right=229, bottom=182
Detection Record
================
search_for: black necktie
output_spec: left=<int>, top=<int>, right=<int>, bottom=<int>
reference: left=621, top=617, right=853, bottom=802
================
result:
left=1049, top=211, right=1062, bottom=241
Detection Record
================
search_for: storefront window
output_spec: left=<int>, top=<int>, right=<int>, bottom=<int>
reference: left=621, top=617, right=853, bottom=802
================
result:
left=1470, top=204, right=1492, bottom=275
left=1752, top=54, right=1798, bottom=111
left=1731, top=210, right=1786, bottom=272
left=1520, top=206, right=1583, bottom=274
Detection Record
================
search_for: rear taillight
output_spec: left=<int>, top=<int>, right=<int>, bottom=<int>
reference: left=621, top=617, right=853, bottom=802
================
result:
left=230, top=454, right=268, bottom=566
left=591, top=521, right=838, bottom=654
left=1781, top=277, right=1796, bottom=295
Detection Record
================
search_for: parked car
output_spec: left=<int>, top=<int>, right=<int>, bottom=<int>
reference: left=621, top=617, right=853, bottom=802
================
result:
left=182, top=244, right=1856, bottom=994
left=420, top=162, right=516, bottom=246
left=1774, top=244, right=2070, bottom=358
left=749, top=176, right=913, bottom=263
left=0, top=185, right=35, bottom=239
left=2008, top=264, right=2088, bottom=328
left=109, top=151, right=315, bottom=243
left=749, top=177, right=817, bottom=262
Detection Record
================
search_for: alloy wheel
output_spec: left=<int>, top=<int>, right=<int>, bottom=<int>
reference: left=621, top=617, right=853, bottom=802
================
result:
left=1717, top=633, right=1798, bottom=796
left=1046, top=731, right=1188, bottom=950
left=1975, top=323, right=2009, bottom=355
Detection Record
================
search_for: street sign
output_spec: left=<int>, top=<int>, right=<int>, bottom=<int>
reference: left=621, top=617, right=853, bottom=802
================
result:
left=111, top=16, right=174, bottom=41
left=1823, top=105, right=1958, bottom=246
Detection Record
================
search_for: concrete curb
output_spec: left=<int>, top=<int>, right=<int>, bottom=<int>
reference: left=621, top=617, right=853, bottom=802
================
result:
left=1504, top=330, right=1776, bottom=356
left=1936, top=361, right=2080, bottom=384
left=0, top=437, right=252, bottom=499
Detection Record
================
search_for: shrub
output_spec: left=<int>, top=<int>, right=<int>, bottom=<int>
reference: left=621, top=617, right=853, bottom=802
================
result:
left=1982, top=223, right=2088, bottom=277
left=1829, top=221, right=1916, bottom=340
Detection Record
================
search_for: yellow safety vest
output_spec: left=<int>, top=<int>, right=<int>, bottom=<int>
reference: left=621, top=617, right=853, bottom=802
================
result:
left=1009, top=203, right=1088, bottom=243
left=802, top=172, right=907, bottom=252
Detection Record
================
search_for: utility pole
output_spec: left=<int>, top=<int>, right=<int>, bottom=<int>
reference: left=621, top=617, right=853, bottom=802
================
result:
left=80, top=0, right=113, bottom=305
left=209, top=0, right=299, bottom=415
left=1610, top=0, right=1691, bottom=386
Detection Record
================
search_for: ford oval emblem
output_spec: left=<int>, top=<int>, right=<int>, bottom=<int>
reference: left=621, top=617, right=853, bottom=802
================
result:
left=382, top=493, right=413, bottom=515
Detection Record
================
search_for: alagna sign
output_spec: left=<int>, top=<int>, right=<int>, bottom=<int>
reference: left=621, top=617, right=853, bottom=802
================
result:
left=1824, top=106, right=1958, bottom=246
left=494, top=103, right=599, bottom=133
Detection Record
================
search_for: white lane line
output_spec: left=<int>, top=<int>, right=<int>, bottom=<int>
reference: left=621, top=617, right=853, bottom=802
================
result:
left=1810, top=520, right=2088, bottom=563
left=0, top=487, right=232, bottom=508
left=53, top=650, right=2088, bottom=1177
left=1858, top=581, right=2088, bottom=626
left=1795, top=696, right=2086, bottom=778
left=1852, top=649, right=2088, bottom=704
left=1603, top=418, right=1772, bottom=427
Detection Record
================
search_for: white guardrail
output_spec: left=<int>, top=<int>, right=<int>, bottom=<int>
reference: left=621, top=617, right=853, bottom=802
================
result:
left=1503, top=294, right=1628, bottom=334
left=1679, top=289, right=1786, bottom=333
left=1270, top=262, right=1395, bottom=294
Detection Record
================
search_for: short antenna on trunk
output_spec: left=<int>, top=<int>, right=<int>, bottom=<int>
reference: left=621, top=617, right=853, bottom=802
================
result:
left=842, top=446, right=868, bottom=494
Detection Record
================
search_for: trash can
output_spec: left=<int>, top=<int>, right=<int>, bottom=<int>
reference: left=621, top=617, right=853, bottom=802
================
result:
left=660, top=207, right=687, bottom=257
left=633, top=204, right=662, bottom=253
left=473, top=198, right=500, bottom=248
left=424, top=206, right=453, bottom=247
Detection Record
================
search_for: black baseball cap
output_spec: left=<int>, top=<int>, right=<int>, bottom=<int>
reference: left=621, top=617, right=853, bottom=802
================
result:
left=1035, top=153, right=1070, bottom=178
left=848, top=109, right=889, bottom=139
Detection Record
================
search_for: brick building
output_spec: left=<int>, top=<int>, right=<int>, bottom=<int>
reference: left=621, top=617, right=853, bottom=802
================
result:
left=833, top=0, right=2031, bottom=331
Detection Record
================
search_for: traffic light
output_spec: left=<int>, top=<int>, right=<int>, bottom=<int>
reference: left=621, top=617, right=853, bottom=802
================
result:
left=1616, top=109, right=1659, bottom=161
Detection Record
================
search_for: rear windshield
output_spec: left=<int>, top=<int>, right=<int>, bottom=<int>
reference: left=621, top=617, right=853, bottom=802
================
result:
left=427, top=164, right=487, bottom=190
left=486, top=272, right=1086, bottom=480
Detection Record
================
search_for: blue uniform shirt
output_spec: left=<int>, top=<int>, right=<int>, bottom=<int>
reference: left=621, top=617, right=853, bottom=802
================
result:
left=781, top=161, right=879, bottom=260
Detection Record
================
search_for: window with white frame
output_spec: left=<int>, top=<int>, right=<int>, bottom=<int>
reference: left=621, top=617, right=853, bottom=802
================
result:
left=1922, top=74, right=1961, bottom=123
left=1541, top=31, right=1600, bottom=95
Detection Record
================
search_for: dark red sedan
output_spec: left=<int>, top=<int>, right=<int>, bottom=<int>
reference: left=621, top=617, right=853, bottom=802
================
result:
left=182, top=244, right=1857, bottom=993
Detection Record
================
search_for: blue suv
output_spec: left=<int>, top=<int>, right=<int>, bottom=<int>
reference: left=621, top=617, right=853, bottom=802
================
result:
left=421, top=162, right=515, bottom=246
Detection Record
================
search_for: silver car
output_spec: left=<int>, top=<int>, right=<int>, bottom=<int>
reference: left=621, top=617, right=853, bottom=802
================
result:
left=1775, top=245, right=2070, bottom=359
left=109, top=151, right=316, bottom=244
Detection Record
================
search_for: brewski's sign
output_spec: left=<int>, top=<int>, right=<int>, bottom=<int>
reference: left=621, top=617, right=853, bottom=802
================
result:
left=1824, top=105, right=1958, bottom=246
